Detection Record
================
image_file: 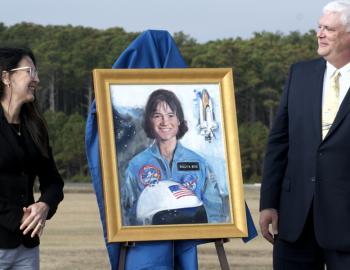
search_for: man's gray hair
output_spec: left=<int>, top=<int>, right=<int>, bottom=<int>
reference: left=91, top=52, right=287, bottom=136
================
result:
left=323, top=1, right=350, bottom=31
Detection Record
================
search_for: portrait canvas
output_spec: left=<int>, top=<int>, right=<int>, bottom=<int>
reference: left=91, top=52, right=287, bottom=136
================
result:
left=93, top=68, right=247, bottom=242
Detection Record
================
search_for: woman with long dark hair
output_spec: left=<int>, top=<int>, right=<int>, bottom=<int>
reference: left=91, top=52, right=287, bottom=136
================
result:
left=0, top=47, right=64, bottom=269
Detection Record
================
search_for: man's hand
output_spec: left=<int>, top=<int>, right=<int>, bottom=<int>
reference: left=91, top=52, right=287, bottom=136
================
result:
left=20, top=202, right=49, bottom=238
left=259, top=208, right=278, bottom=244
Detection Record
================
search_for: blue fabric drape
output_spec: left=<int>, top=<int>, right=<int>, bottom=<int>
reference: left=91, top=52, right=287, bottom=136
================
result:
left=85, top=29, right=257, bottom=270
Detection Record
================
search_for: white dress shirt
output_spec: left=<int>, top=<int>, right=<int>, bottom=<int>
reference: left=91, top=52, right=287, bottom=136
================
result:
left=323, top=62, right=350, bottom=106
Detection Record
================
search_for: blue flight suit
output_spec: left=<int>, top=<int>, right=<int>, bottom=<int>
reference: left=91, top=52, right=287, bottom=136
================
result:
left=122, top=142, right=226, bottom=225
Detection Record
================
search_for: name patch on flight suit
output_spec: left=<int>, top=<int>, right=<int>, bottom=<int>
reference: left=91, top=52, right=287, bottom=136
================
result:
left=177, top=162, right=200, bottom=171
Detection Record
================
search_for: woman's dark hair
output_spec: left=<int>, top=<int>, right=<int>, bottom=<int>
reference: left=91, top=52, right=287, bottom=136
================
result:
left=142, top=89, right=188, bottom=139
left=0, top=47, right=49, bottom=157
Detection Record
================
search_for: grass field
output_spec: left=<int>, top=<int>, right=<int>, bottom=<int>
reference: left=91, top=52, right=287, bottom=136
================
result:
left=40, top=185, right=272, bottom=269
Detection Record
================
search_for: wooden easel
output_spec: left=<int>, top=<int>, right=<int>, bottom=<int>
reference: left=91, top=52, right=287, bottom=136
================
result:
left=118, top=239, right=230, bottom=270
left=118, top=242, right=135, bottom=270
left=215, top=238, right=230, bottom=270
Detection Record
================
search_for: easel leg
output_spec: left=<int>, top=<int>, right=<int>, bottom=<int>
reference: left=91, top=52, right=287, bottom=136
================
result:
left=215, top=239, right=230, bottom=270
left=118, top=242, right=135, bottom=270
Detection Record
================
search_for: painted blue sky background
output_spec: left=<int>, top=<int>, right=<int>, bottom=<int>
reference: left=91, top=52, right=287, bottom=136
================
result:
left=3, top=0, right=329, bottom=42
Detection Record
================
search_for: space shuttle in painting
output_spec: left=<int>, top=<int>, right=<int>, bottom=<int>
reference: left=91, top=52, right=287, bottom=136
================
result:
left=194, top=89, right=218, bottom=143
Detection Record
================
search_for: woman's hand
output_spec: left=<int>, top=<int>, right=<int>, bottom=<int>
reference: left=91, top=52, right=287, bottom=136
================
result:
left=20, top=202, right=49, bottom=238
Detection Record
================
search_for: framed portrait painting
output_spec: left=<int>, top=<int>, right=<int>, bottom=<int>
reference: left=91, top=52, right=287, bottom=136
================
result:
left=92, top=68, right=247, bottom=242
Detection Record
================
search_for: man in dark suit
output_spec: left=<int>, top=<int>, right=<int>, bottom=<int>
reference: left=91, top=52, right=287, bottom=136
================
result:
left=259, top=0, right=350, bottom=269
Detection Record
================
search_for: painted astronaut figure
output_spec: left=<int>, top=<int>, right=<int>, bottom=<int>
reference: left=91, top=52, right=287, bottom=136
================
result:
left=121, top=89, right=225, bottom=226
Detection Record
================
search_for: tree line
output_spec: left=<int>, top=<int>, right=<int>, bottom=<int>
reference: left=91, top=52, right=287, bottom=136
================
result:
left=0, top=22, right=319, bottom=182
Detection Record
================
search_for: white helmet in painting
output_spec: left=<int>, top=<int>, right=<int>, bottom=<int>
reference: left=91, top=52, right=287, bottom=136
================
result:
left=136, top=180, right=208, bottom=225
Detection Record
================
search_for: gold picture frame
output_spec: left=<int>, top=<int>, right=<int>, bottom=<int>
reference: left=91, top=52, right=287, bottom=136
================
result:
left=93, top=68, right=247, bottom=242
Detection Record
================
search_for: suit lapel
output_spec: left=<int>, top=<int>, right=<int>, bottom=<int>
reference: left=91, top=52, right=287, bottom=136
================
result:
left=325, top=84, right=350, bottom=138
left=311, top=59, right=326, bottom=142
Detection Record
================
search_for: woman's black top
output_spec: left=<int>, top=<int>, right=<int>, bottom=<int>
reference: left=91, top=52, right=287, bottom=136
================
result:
left=0, top=107, right=64, bottom=248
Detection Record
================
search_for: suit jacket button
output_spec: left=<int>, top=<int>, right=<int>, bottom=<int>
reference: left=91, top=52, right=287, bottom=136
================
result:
left=311, top=177, right=316, bottom=182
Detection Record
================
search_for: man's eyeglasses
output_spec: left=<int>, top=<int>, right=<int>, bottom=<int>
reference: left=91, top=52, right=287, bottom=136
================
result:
left=9, top=66, right=38, bottom=79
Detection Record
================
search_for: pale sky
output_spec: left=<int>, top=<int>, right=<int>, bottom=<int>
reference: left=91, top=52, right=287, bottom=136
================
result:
left=2, top=0, right=329, bottom=42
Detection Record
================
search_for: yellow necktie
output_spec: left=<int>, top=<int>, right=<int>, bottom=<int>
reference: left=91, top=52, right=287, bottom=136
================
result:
left=322, top=70, right=341, bottom=139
